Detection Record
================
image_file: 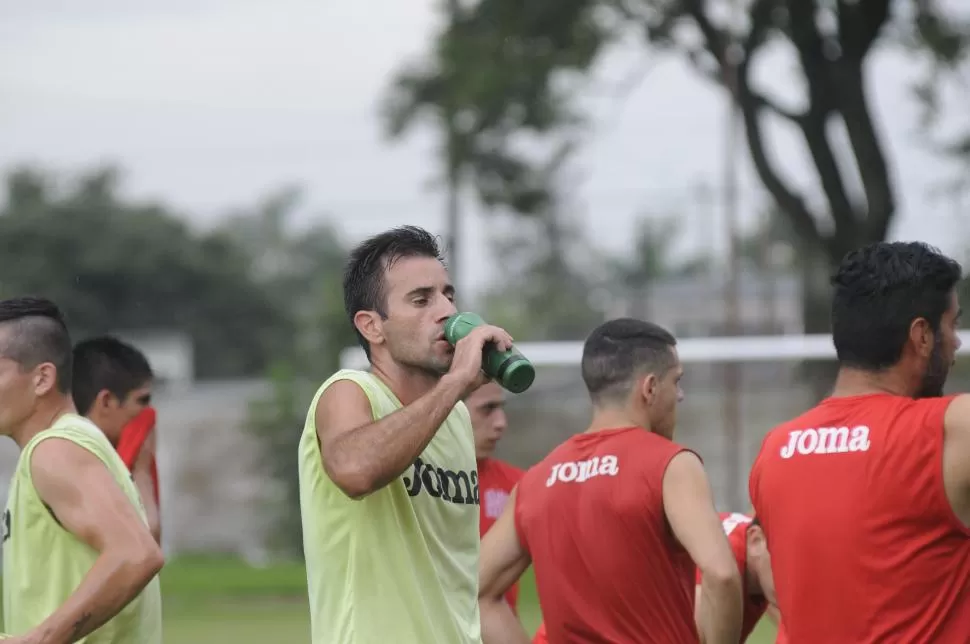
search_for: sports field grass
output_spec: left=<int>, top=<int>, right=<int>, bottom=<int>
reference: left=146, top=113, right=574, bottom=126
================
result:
left=4, top=556, right=780, bottom=642
left=158, top=556, right=779, bottom=643
left=159, top=555, right=312, bottom=642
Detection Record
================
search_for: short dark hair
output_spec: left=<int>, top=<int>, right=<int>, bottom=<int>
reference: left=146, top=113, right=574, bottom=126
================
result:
left=342, top=226, right=445, bottom=357
left=0, top=296, right=73, bottom=394
left=581, top=318, right=678, bottom=404
left=72, top=336, right=154, bottom=415
left=831, top=241, right=962, bottom=371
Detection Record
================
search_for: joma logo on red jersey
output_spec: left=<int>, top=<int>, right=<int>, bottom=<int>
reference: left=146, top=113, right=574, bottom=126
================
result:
left=779, top=426, right=871, bottom=459
left=545, top=455, right=619, bottom=487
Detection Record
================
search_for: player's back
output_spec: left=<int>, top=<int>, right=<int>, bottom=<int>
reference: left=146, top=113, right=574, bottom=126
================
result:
left=515, top=427, right=697, bottom=644
left=2, top=414, right=162, bottom=643
left=750, top=393, right=970, bottom=643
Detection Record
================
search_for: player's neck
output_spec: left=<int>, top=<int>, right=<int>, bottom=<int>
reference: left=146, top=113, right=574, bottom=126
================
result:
left=83, top=411, right=119, bottom=446
left=830, top=367, right=914, bottom=398
left=9, top=396, right=76, bottom=449
left=368, top=358, right=441, bottom=406
left=587, top=408, right=645, bottom=434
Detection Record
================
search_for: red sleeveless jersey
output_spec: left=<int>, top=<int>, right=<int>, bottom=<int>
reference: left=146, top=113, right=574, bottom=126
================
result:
left=750, top=393, right=970, bottom=643
left=515, top=427, right=698, bottom=644
left=695, top=512, right=768, bottom=641
left=478, top=457, right=524, bottom=612
left=774, top=624, right=788, bottom=643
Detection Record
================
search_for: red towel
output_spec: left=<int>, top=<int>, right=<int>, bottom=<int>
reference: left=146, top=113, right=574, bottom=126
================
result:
left=116, top=406, right=160, bottom=506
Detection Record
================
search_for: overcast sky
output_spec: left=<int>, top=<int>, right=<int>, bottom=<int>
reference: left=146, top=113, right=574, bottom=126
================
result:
left=1, top=0, right=966, bottom=296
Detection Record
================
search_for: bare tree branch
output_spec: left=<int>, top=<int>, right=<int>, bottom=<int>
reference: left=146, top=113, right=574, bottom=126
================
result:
left=682, top=0, right=827, bottom=251
left=839, top=0, right=892, bottom=60
left=682, top=0, right=728, bottom=65
left=835, top=66, right=896, bottom=242
left=743, top=0, right=776, bottom=54
left=829, top=0, right=896, bottom=241
left=750, top=92, right=804, bottom=122
left=736, top=69, right=827, bottom=252
left=799, top=111, right=859, bottom=242
left=683, top=0, right=832, bottom=250
left=783, top=0, right=895, bottom=246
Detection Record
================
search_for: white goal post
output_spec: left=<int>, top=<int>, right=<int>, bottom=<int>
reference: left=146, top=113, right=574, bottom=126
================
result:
left=339, top=331, right=970, bottom=371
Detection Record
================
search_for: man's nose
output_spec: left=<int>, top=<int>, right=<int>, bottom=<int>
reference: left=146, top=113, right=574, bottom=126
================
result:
left=436, top=295, right=458, bottom=322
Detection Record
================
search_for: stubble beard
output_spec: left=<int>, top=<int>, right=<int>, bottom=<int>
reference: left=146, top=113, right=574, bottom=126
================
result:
left=917, top=337, right=949, bottom=399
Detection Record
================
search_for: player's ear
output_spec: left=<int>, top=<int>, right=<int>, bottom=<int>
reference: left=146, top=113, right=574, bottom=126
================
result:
left=354, top=310, right=385, bottom=348
left=909, top=317, right=934, bottom=359
left=747, top=523, right=767, bottom=554
left=31, top=362, right=58, bottom=397
left=93, top=388, right=118, bottom=410
left=640, top=373, right=658, bottom=406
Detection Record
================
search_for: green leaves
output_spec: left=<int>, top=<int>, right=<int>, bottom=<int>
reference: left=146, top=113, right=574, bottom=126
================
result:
left=0, top=166, right=292, bottom=377
left=383, top=0, right=610, bottom=216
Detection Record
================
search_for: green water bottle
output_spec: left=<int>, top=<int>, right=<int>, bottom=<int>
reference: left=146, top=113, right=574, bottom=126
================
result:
left=444, top=312, right=536, bottom=394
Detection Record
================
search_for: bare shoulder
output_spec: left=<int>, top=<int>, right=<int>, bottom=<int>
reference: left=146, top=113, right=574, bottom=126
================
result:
left=662, top=450, right=709, bottom=506
left=664, top=449, right=705, bottom=483
left=943, top=394, right=970, bottom=460
left=30, top=437, right=111, bottom=503
left=31, top=436, right=96, bottom=477
left=314, top=378, right=374, bottom=444
left=944, top=394, right=970, bottom=435
left=940, top=395, right=970, bottom=526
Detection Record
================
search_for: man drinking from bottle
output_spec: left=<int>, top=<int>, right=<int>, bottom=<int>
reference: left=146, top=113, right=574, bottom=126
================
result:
left=297, top=225, right=517, bottom=644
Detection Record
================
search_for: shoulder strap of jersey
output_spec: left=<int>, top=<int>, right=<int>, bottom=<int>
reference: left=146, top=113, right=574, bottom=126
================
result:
left=321, top=369, right=394, bottom=421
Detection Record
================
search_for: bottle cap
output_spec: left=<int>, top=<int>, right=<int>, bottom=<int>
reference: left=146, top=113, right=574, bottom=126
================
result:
left=501, top=359, right=535, bottom=394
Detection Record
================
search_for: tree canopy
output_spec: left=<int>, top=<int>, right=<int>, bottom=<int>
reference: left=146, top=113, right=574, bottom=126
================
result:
left=388, top=0, right=970, bottom=331
left=0, top=166, right=292, bottom=377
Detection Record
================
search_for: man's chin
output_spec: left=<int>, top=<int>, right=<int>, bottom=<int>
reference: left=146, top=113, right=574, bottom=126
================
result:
left=429, top=356, right=453, bottom=375
left=414, top=362, right=450, bottom=378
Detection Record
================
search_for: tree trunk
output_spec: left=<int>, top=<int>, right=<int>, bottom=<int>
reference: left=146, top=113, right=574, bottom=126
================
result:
left=445, top=172, right=460, bottom=288
left=800, top=242, right=838, bottom=402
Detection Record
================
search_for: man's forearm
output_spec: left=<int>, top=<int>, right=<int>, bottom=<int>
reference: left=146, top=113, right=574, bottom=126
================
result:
left=697, top=577, right=743, bottom=644
left=328, top=375, right=466, bottom=497
left=480, top=598, right=530, bottom=644
left=28, top=550, right=162, bottom=643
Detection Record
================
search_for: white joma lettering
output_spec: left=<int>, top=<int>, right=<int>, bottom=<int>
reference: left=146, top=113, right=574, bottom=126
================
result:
left=779, top=426, right=871, bottom=459
left=546, top=455, right=619, bottom=487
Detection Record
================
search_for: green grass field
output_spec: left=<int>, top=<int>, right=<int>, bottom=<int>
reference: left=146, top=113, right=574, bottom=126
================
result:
left=4, top=556, right=779, bottom=642
left=157, top=557, right=778, bottom=643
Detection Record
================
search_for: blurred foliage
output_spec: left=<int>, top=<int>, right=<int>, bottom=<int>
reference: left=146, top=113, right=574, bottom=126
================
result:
left=391, top=0, right=970, bottom=337
left=0, top=165, right=354, bottom=558
left=606, top=215, right=712, bottom=292
left=222, top=188, right=356, bottom=558
left=480, top=211, right=605, bottom=340
left=0, top=165, right=292, bottom=378
left=476, top=145, right=607, bottom=340
left=383, top=0, right=611, bottom=289
left=382, top=0, right=607, bottom=218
